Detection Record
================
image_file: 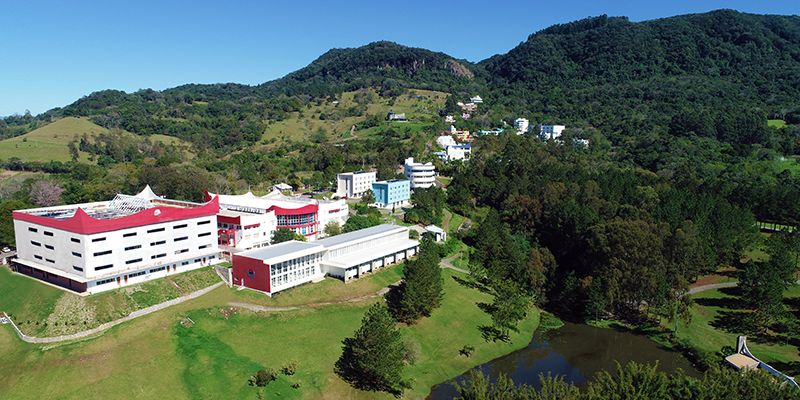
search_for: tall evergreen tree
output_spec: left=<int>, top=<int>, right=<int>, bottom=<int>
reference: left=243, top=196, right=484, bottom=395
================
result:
left=334, top=303, right=408, bottom=395
left=388, top=238, right=444, bottom=323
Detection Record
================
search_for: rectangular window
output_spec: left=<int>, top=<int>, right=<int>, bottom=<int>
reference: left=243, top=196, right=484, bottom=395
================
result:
left=198, top=232, right=211, bottom=237
left=45, top=244, right=54, bottom=250
left=72, top=252, right=81, bottom=257
left=149, top=266, right=166, bottom=273
left=181, top=261, right=189, bottom=266
left=123, top=232, right=137, bottom=238
left=199, top=244, right=211, bottom=249
left=34, top=255, right=42, bottom=260
left=174, top=236, right=188, bottom=242
left=28, top=227, right=38, bottom=233
left=209, top=255, right=216, bottom=260
left=95, top=264, right=113, bottom=271
left=71, top=238, right=81, bottom=243
left=73, top=266, right=83, bottom=272
left=194, top=259, right=201, bottom=263
left=45, top=258, right=55, bottom=263
left=129, top=270, right=147, bottom=278
left=125, top=245, right=141, bottom=251
left=147, top=227, right=165, bottom=234
left=150, top=240, right=166, bottom=246
left=96, top=278, right=114, bottom=285
left=125, top=258, right=142, bottom=265
left=44, top=231, right=53, bottom=237
left=93, top=250, right=112, bottom=256
left=92, top=237, right=106, bottom=242
left=175, top=249, right=189, bottom=255
left=173, top=224, right=187, bottom=229
left=151, top=253, right=166, bottom=259
left=197, top=220, right=211, bottom=226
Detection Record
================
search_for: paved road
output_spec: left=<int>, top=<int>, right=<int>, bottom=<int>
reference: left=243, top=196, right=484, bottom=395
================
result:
left=688, top=279, right=800, bottom=295
left=687, top=282, right=738, bottom=294
left=440, top=253, right=469, bottom=274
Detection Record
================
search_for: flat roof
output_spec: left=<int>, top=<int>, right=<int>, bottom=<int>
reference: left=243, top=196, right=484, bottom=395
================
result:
left=725, top=353, right=760, bottom=370
left=322, top=239, right=419, bottom=269
left=316, top=224, right=406, bottom=248
left=239, top=241, right=324, bottom=261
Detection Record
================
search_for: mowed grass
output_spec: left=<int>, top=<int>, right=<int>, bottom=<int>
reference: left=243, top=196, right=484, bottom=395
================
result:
left=675, top=285, right=800, bottom=379
left=0, top=267, right=539, bottom=400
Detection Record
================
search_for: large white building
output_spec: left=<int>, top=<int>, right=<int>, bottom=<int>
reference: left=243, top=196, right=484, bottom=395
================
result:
left=434, top=143, right=471, bottom=162
left=335, top=171, right=377, bottom=198
left=514, top=118, right=530, bottom=134
left=210, top=189, right=348, bottom=255
left=12, top=186, right=221, bottom=294
left=232, top=224, right=419, bottom=295
left=539, top=124, right=566, bottom=140
left=403, top=157, right=436, bottom=189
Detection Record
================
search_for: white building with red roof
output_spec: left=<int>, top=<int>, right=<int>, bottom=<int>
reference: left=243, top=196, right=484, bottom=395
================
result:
left=12, top=185, right=221, bottom=294
left=208, top=189, right=348, bottom=255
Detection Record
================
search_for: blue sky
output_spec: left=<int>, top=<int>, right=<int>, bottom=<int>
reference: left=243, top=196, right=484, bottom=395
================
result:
left=2, top=0, right=798, bottom=117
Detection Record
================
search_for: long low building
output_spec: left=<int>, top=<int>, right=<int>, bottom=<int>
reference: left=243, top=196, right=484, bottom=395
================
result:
left=231, top=224, right=418, bottom=296
left=12, top=186, right=222, bottom=294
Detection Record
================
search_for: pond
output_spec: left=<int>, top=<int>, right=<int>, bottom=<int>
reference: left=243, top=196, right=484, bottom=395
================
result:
left=428, top=321, right=701, bottom=399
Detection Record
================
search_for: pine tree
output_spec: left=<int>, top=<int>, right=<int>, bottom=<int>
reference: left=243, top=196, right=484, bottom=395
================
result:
left=388, top=238, right=444, bottom=323
left=334, top=303, right=408, bottom=395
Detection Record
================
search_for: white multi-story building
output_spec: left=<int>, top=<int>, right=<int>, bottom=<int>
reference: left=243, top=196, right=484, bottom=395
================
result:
left=539, top=124, right=566, bottom=140
left=434, top=143, right=471, bottom=162
left=335, top=171, right=377, bottom=198
left=11, top=186, right=221, bottom=294
left=514, top=118, right=530, bottom=134
left=211, top=189, right=349, bottom=254
left=403, top=157, right=436, bottom=189
left=437, top=135, right=457, bottom=149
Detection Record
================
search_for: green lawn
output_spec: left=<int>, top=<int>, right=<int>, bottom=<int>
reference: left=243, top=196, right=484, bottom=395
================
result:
left=768, top=119, right=787, bottom=129
left=670, top=285, right=800, bottom=379
left=0, top=266, right=221, bottom=337
left=0, top=267, right=539, bottom=400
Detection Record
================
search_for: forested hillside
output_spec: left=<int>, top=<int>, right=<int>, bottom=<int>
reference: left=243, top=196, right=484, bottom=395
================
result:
left=481, top=10, right=800, bottom=139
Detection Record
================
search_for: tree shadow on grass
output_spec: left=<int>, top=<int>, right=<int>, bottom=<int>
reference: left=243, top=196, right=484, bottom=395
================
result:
left=709, top=310, right=759, bottom=335
left=695, top=296, right=746, bottom=310
left=765, top=361, right=800, bottom=378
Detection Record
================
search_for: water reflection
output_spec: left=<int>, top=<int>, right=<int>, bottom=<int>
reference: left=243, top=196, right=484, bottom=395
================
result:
left=428, top=321, right=700, bottom=399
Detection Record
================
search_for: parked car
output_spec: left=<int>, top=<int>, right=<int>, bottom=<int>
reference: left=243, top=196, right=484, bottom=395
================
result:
left=2, top=247, right=10, bottom=253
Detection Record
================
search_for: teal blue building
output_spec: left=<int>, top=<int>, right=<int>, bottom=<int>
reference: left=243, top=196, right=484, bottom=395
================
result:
left=371, top=179, right=411, bottom=208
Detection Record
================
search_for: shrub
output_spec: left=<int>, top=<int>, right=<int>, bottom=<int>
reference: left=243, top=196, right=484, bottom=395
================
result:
left=248, top=368, right=278, bottom=387
left=281, top=360, right=299, bottom=376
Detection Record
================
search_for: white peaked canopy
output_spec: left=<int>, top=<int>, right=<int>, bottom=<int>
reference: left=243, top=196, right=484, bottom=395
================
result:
left=135, top=184, right=162, bottom=200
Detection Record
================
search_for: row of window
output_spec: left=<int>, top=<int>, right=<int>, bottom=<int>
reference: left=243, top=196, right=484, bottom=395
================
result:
left=276, top=213, right=315, bottom=227
left=92, top=256, right=217, bottom=286
left=272, top=267, right=314, bottom=287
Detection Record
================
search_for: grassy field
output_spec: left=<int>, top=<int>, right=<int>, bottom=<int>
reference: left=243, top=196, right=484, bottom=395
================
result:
left=0, top=266, right=221, bottom=337
left=0, top=267, right=539, bottom=400
left=768, top=119, right=787, bottom=129
left=261, top=89, right=446, bottom=144
left=0, top=117, right=194, bottom=163
left=676, top=285, right=800, bottom=379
